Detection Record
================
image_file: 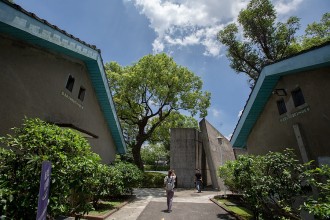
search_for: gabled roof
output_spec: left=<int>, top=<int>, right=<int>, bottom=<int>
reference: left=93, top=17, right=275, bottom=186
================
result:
left=0, top=0, right=126, bottom=154
left=231, top=42, right=330, bottom=148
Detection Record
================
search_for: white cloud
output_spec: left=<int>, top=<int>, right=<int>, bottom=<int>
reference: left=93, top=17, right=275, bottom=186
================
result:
left=152, top=38, right=165, bottom=54
left=130, top=0, right=304, bottom=57
left=238, top=109, right=243, bottom=118
left=131, top=0, right=249, bottom=56
left=210, top=107, right=220, bottom=118
left=274, top=0, right=303, bottom=15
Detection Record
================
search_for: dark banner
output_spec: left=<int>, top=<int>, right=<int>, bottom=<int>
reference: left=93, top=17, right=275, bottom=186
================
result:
left=36, top=161, right=52, bottom=220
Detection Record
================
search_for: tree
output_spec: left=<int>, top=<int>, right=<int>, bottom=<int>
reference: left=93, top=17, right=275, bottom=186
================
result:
left=141, top=143, right=169, bottom=166
left=301, top=12, right=330, bottom=49
left=149, top=111, right=199, bottom=150
left=105, top=53, right=210, bottom=169
left=142, top=112, right=198, bottom=167
left=217, top=0, right=300, bottom=87
left=122, top=112, right=198, bottom=163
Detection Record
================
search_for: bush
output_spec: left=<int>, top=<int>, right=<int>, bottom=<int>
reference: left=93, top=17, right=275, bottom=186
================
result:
left=218, top=149, right=309, bottom=219
left=0, top=118, right=145, bottom=219
left=302, top=165, right=330, bottom=219
left=144, top=164, right=169, bottom=171
left=112, top=161, right=143, bottom=195
left=0, top=118, right=102, bottom=218
left=141, top=172, right=166, bottom=188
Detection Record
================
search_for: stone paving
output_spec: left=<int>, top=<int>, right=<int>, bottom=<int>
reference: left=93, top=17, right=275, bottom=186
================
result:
left=106, top=188, right=236, bottom=220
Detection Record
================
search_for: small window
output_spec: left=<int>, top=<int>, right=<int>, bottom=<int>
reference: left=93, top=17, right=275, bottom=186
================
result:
left=277, top=99, right=287, bottom=115
left=78, top=87, right=86, bottom=101
left=292, top=88, right=305, bottom=107
left=66, top=75, right=75, bottom=92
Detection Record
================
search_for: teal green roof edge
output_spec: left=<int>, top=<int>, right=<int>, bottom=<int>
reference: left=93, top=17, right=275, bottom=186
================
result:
left=231, top=43, right=330, bottom=148
left=0, top=1, right=127, bottom=154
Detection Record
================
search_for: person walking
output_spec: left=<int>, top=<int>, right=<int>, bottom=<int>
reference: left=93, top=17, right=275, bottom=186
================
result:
left=164, top=169, right=176, bottom=212
left=195, top=169, right=203, bottom=193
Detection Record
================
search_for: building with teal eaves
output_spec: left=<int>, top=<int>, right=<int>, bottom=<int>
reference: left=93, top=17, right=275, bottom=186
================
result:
left=231, top=42, right=330, bottom=166
left=0, top=0, right=126, bottom=163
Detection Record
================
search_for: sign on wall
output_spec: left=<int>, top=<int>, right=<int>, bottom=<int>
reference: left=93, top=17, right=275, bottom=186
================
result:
left=280, top=106, right=310, bottom=122
left=36, top=161, right=52, bottom=220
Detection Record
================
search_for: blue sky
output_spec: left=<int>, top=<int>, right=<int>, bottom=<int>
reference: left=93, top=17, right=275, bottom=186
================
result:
left=14, top=0, right=329, bottom=139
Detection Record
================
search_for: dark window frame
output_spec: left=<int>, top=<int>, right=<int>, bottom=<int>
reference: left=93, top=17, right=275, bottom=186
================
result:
left=277, top=99, right=287, bottom=115
left=291, top=88, right=305, bottom=107
left=65, top=75, right=75, bottom=92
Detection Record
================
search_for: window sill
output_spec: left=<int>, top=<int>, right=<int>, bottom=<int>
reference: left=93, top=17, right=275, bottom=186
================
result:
left=292, top=103, right=309, bottom=112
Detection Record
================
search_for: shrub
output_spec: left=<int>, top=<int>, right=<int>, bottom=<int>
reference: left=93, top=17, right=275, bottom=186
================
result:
left=302, top=165, right=330, bottom=219
left=141, top=172, right=166, bottom=188
left=144, top=164, right=169, bottom=171
left=112, top=161, right=143, bottom=195
left=0, top=118, right=101, bottom=218
left=218, top=149, right=309, bottom=219
left=89, top=163, right=123, bottom=208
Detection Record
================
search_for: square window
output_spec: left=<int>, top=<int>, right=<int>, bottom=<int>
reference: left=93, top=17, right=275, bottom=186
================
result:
left=277, top=99, right=287, bottom=115
left=66, top=75, right=75, bottom=92
left=291, top=88, right=305, bottom=107
left=78, top=87, right=86, bottom=101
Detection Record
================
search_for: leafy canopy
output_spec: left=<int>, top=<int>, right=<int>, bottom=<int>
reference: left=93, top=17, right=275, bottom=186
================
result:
left=300, top=12, right=330, bottom=50
left=106, top=53, right=210, bottom=169
left=217, top=0, right=300, bottom=86
left=141, top=143, right=169, bottom=166
left=149, top=111, right=199, bottom=150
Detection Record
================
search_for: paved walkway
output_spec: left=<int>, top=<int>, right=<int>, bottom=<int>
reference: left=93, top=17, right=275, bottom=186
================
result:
left=106, top=188, right=236, bottom=220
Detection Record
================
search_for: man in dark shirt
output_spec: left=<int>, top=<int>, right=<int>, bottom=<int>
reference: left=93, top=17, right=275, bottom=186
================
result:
left=195, top=169, right=202, bottom=193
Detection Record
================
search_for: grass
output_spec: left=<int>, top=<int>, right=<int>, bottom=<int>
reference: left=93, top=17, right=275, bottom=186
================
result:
left=85, top=195, right=134, bottom=216
left=87, top=201, right=122, bottom=215
left=216, top=198, right=253, bottom=220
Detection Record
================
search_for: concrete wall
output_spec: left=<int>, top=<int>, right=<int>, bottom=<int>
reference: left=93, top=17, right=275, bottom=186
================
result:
left=198, top=131, right=212, bottom=187
left=170, top=128, right=199, bottom=188
left=0, top=35, right=117, bottom=164
left=199, top=119, right=236, bottom=190
left=170, top=119, right=236, bottom=190
left=247, top=68, right=330, bottom=165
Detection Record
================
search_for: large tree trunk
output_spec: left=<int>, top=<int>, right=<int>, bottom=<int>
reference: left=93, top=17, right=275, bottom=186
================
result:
left=131, top=113, right=170, bottom=170
left=132, top=142, right=144, bottom=170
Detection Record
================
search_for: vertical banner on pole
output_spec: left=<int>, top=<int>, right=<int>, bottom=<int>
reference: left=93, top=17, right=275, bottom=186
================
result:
left=36, top=161, right=52, bottom=220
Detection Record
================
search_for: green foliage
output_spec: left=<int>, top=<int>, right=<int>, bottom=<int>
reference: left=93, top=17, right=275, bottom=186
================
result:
left=89, top=163, right=122, bottom=208
left=218, top=159, right=240, bottom=193
left=218, top=0, right=329, bottom=87
left=301, top=13, right=330, bottom=49
left=112, top=161, right=143, bottom=195
left=149, top=112, right=199, bottom=150
left=0, top=118, right=143, bottom=219
left=141, top=172, right=166, bottom=188
left=218, top=149, right=309, bottom=219
left=217, top=0, right=300, bottom=87
left=105, top=53, right=210, bottom=169
left=141, top=143, right=169, bottom=166
left=302, top=165, right=330, bottom=219
left=0, top=118, right=101, bottom=218
left=144, top=165, right=169, bottom=171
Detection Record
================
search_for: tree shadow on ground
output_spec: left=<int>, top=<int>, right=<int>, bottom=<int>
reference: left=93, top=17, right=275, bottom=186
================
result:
left=217, top=213, right=237, bottom=219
